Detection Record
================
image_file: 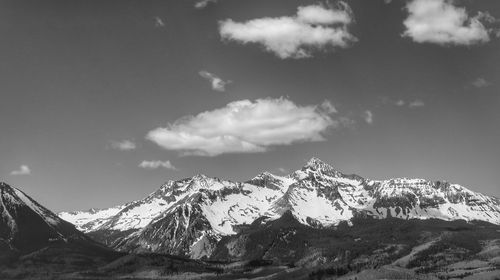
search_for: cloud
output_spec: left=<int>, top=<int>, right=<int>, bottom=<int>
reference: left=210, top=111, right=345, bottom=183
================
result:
left=147, top=97, right=342, bottom=156
left=319, top=100, right=338, bottom=114
left=139, top=160, right=176, bottom=170
left=11, top=165, right=31, bottom=176
left=219, top=2, right=357, bottom=59
left=403, top=0, right=492, bottom=45
left=277, top=167, right=288, bottom=174
left=154, top=17, right=165, bottom=27
left=199, top=71, right=231, bottom=92
left=194, top=0, right=217, bottom=9
left=110, top=140, right=136, bottom=151
left=380, top=97, right=425, bottom=109
left=472, top=77, right=491, bottom=88
left=363, top=110, right=373, bottom=124
left=409, top=100, right=425, bottom=108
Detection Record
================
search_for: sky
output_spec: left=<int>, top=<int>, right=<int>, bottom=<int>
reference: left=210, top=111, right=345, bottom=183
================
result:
left=0, top=0, right=499, bottom=212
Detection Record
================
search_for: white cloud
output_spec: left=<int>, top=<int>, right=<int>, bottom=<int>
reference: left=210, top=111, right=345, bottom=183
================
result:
left=154, top=17, right=165, bottom=27
left=277, top=167, right=288, bottom=174
left=296, top=4, right=352, bottom=25
left=403, top=0, right=492, bottom=46
left=199, top=71, right=230, bottom=92
left=472, top=77, right=491, bottom=88
left=219, top=2, right=356, bottom=59
left=477, top=11, right=498, bottom=24
left=110, top=140, right=136, bottom=151
left=319, top=100, right=337, bottom=114
left=409, top=100, right=425, bottom=108
left=11, top=165, right=31, bottom=176
left=381, top=97, right=425, bottom=109
left=395, top=100, right=406, bottom=106
left=195, top=0, right=217, bottom=9
left=139, top=160, right=176, bottom=170
left=147, top=97, right=342, bottom=156
left=363, top=110, right=373, bottom=124
left=338, top=116, right=355, bottom=128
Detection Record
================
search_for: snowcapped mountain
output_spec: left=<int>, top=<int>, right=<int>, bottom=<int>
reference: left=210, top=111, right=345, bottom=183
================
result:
left=0, top=182, right=103, bottom=257
left=58, top=206, right=125, bottom=232
left=58, top=158, right=500, bottom=258
left=273, top=158, right=500, bottom=227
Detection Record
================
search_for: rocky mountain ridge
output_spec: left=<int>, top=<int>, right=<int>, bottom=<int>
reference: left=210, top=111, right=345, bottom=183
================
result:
left=0, top=182, right=115, bottom=263
left=58, top=158, right=500, bottom=258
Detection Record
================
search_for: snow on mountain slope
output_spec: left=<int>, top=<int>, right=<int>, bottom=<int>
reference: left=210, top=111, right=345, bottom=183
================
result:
left=58, top=206, right=125, bottom=232
left=58, top=157, right=500, bottom=258
left=367, top=178, right=500, bottom=223
left=199, top=182, right=286, bottom=235
left=59, top=175, right=230, bottom=234
left=272, top=180, right=354, bottom=227
left=270, top=159, right=362, bottom=226
left=98, top=175, right=240, bottom=232
left=112, top=174, right=292, bottom=257
left=114, top=194, right=219, bottom=258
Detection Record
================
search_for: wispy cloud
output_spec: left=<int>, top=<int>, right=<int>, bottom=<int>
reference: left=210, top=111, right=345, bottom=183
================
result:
left=381, top=97, right=425, bottom=109
left=319, top=100, right=338, bottom=114
left=472, top=77, right=491, bottom=88
left=395, top=100, right=405, bottom=106
left=110, top=140, right=136, bottom=151
left=409, top=100, right=425, bottom=108
left=403, top=0, right=493, bottom=46
left=147, top=97, right=345, bottom=156
left=154, top=16, right=165, bottom=27
left=219, top=2, right=357, bottom=59
left=139, top=160, right=176, bottom=170
left=363, top=110, right=374, bottom=124
left=194, top=0, right=217, bottom=9
left=277, top=167, right=288, bottom=174
left=11, top=165, right=31, bottom=176
left=199, top=71, right=231, bottom=92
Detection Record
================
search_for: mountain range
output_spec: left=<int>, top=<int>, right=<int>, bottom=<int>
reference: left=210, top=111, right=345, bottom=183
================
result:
left=1, top=157, right=500, bottom=279
left=58, top=157, right=500, bottom=259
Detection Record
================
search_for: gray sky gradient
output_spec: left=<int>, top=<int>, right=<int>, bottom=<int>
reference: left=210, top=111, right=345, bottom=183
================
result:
left=1, top=0, right=499, bottom=212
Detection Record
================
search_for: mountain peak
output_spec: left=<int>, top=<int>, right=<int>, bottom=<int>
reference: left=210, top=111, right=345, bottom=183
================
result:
left=304, top=157, right=334, bottom=171
left=302, top=157, right=343, bottom=177
left=253, top=171, right=277, bottom=180
left=192, top=174, right=209, bottom=180
left=0, top=182, right=17, bottom=195
left=0, top=181, right=11, bottom=189
left=305, top=157, right=328, bottom=167
left=158, top=180, right=176, bottom=191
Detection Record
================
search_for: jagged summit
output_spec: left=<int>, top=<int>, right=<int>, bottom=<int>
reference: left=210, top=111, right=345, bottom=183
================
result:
left=301, top=157, right=343, bottom=177
left=0, top=181, right=12, bottom=190
left=192, top=173, right=209, bottom=180
left=252, top=171, right=278, bottom=180
left=159, top=179, right=176, bottom=189
left=304, top=157, right=328, bottom=168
